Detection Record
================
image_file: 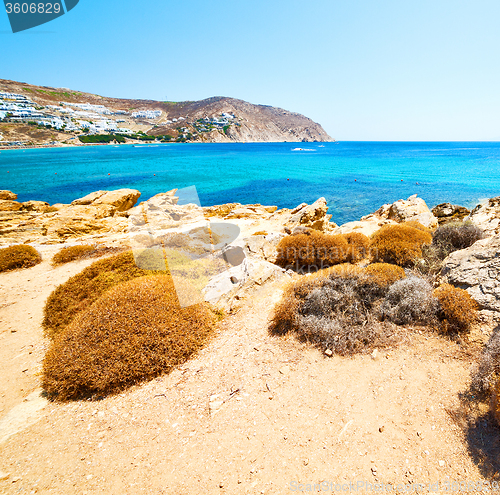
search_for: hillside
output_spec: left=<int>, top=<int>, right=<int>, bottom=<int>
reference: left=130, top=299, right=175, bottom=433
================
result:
left=0, top=79, right=332, bottom=146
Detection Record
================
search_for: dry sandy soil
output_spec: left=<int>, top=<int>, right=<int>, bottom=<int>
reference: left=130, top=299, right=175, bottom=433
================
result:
left=1, top=254, right=500, bottom=494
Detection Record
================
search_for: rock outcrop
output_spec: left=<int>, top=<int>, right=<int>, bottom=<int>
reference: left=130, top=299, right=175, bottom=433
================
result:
left=441, top=235, right=500, bottom=320
left=72, top=189, right=141, bottom=212
left=466, top=197, right=500, bottom=237
left=431, top=203, right=470, bottom=225
left=335, top=195, right=437, bottom=236
left=0, top=191, right=17, bottom=201
left=284, top=198, right=335, bottom=233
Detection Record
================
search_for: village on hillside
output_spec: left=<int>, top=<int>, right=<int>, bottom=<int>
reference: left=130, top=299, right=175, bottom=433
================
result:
left=0, top=90, right=239, bottom=147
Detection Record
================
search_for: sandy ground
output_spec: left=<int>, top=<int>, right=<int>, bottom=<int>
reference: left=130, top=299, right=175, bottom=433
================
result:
left=0, top=257, right=499, bottom=494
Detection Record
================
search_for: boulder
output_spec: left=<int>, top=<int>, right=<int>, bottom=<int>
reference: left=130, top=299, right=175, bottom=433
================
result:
left=71, top=190, right=108, bottom=206
left=466, top=197, right=500, bottom=237
left=334, top=218, right=398, bottom=237
left=361, top=194, right=438, bottom=229
left=203, top=257, right=288, bottom=311
left=0, top=190, right=17, bottom=200
left=441, top=235, right=500, bottom=320
left=93, top=189, right=141, bottom=212
left=0, top=200, right=22, bottom=212
left=21, top=201, right=50, bottom=212
left=432, top=203, right=470, bottom=224
left=285, top=197, right=335, bottom=233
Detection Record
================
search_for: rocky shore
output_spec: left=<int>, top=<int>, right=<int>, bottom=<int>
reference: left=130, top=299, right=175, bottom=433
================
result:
left=1, top=187, right=499, bottom=319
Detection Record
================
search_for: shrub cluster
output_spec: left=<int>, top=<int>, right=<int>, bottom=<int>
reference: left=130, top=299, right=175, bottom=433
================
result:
left=344, top=232, right=370, bottom=262
left=270, top=268, right=401, bottom=356
left=370, top=224, right=432, bottom=266
left=42, top=275, right=216, bottom=401
left=43, top=251, right=166, bottom=339
left=276, top=231, right=349, bottom=270
left=52, top=245, right=96, bottom=265
left=0, top=244, right=42, bottom=272
left=379, top=276, right=438, bottom=326
left=433, top=283, right=478, bottom=334
left=472, top=329, right=500, bottom=394
left=432, top=221, right=483, bottom=258
left=365, top=263, right=406, bottom=287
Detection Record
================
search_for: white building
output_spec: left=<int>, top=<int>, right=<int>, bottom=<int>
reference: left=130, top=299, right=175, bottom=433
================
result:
left=132, top=110, right=162, bottom=119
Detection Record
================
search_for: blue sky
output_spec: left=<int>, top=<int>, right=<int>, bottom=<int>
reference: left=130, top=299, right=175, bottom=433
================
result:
left=1, top=0, right=499, bottom=140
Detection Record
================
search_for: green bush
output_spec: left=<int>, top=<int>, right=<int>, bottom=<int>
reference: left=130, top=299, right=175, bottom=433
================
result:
left=42, top=275, right=217, bottom=401
left=0, top=245, right=42, bottom=272
left=79, top=134, right=126, bottom=144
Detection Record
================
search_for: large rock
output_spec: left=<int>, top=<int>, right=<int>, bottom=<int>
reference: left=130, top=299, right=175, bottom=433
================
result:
left=20, top=201, right=50, bottom=212
left=93, top=189, right=141, bottom=212
left=285, top=197, right=335, bottom=233
left=334, top=218, right=397, bottom=237
left=467, top=197, right=500, bottom=237
left=363, top=194, right=438, bottom=229
left=0, top=200, right=22, bottom=212
left=203, top=257, right=288, bottom=311
left=441, top=235, right=500, bottom=320
left=432, top=203, right=470, bottom=224
left=0, top=190, right=17, bottom=200
left=71, top=190, right=108, bottom=206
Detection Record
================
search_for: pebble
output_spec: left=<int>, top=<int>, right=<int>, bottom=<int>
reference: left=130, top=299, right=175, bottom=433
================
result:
left=303, top=458, right=309, bottom=466
left=279, top=365, right=290, bottom=375
left=325, top=349, right=333, bottom=357
left=379, top=426, right=385, bottom=433
left=0, top=472, right=9, bottom=481
left=371, top=349, right=379, bottom=360
left=439, top=460, right=445, bottom=467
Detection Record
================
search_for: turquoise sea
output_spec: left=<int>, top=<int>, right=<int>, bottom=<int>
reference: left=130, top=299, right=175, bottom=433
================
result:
left=1, top=141, right=500, bottom=225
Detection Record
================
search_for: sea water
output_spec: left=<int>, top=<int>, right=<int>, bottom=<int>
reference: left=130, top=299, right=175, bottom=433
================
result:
left=1, top=141, right=499, bottom=225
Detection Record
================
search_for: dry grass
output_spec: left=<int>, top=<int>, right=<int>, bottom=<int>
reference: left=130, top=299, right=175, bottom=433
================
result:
left=472, top=329, right=500, bottom=394
left=42, top=275, right=217, bottom=401
left=370, top=224, right=432, bottom=266
left=402, top=220, right=432, bottom=233
left=379, top=276, right=439, bottom=326
left=344, top=232, right=370, bottom=262
left=0, top=244, right=41, bottom=272
left=365, top=263, right=406, bottom=287
left=269, top=269, right=399, bottom=355
left=433, top=283, right=479, bottom=334
left=276, top=231, right=348, bottom=270
left=43, top=251, right=166, bottom=340
left=52, top=245, right=96, bottom=265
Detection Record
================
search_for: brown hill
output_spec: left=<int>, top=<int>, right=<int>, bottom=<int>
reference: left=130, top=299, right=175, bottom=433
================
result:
left=0, top=79, right=332, bottom=143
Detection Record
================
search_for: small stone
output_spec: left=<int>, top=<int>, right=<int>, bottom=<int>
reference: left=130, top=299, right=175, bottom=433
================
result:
left=303, top=458, right=309, bottom=466
left=86, top=475, right=93, bottom=480
left=279, top=365, right=290, bottom=375
left=11, top=476, right=21, bottom=483
left=209, top=400, right=224, bottom=415
left=379, top=426, right=385, bottom=433
left=371, top=466, right=377, bottom=473
left=324, top=349, right=333, bottom=357
left=0, top=472, right=10, bottom=481
left=371, top=349, right=379, bottom=360
left=439, top=460, right=445, bottom=467
left=417, top=431, right=422, bottom=437
left=219, top=482, right=224, bottom=488
left=97, top=411, right=105, bottom=418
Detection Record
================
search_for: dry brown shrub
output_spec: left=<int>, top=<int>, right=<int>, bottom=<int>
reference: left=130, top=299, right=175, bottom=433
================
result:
left=370, top=224, right=432, bottom=266
left=276, top=231, right=348, bottom=270
left=42, top=275, right=217, bottom=401
left=433, top=283, right=479, bottom=334
left=0, top=244, right=41, bottom=272
left=365, top=263, right=406, bottom=287
left=402, top=220, right=432, bottom=233
left=43, top=251, right=166, bottom=340
left=344, top=232, right=370, bottom=262
left=269, top=270, right=398, bottom=355
left=491, top=379, right=500, bottom=426
left=52, top=245, right=96, bottom=265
